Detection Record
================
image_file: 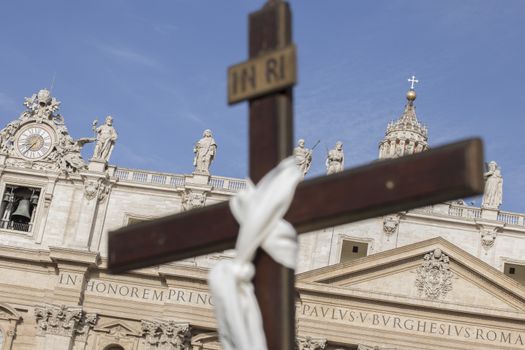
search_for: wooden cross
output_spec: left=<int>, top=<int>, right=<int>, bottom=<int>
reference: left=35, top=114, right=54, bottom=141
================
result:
left=108, top=2, right=484, bottom=349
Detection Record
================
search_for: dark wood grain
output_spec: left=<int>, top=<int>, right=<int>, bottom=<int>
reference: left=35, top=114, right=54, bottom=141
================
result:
left=108, top=138, right=484, bottom=272
left=249, top=3, right=295, bottom=350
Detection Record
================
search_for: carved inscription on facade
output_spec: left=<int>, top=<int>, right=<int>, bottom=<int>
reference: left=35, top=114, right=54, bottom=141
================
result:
left=59, top=273, right=214, bottom=308
left=298, top=302, right=525, bottom=348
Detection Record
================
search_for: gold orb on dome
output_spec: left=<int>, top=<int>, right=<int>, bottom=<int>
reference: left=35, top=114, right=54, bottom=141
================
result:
left=406, top=89, right=417, bottom=101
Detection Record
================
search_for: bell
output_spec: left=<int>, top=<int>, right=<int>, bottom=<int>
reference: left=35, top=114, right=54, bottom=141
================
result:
left=11, top=199, right=31, bottom=223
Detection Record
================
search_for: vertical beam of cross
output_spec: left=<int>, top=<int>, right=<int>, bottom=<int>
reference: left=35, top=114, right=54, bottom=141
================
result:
left=249, top=2, right=295, bottom=350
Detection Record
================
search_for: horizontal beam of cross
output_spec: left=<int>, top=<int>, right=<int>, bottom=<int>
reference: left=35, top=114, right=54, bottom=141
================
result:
left=107, top=138, right=483, bottom=273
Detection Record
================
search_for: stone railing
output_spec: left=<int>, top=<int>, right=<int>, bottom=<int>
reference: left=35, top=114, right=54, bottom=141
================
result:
left=410, top=203, right=525, bottom=227
left=114, top=168, right=247, bottom=192
left=114, top=168, right=186, bottom=187
left=447, top=205, right=482, bottom=219
left=497, top=211, right=525, bottom=225
left=208, top=175, right=247, bottom=191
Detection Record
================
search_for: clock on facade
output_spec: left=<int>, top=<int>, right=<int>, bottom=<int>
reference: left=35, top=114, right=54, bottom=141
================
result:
left=15, top=124, right=55, bottom=160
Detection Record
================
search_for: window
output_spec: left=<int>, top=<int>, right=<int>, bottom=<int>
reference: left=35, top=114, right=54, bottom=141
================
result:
left=0, top=185, right=41, bottom=232
left=104, top=346, right=124, bottom=350
left=340, top=240, right=368, bottom=263
left=504, top=263, right=525, bottom=286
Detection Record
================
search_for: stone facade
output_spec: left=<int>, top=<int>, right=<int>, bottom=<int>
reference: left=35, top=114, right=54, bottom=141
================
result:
left=0, top=89, right=524, bottom=349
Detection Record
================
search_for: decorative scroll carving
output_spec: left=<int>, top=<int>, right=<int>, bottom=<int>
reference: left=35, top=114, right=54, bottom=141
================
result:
left=141, top=320, right=191, bottom=350
left=75, top=313, right=98, bottom=341
left=1, top=89, right=95, bottom=176
left=296, top=336, right=327, bottom=350
left=35, top=305, right=82, bottom=336
left=414, top=249, right=453, bottom=300
left=34, top=305, right=97, bottom=338
left=21, top=89, right=62, bottom=124
left=181, top=190, right=207, bottom=211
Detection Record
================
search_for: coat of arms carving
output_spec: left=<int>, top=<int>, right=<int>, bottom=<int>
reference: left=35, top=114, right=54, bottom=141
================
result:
left=181, top=190, right=207, bottom=211
left=414, top=248, right=453, bottom=300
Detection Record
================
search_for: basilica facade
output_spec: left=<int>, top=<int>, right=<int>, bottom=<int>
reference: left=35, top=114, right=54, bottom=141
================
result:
left=0, top=88, right=524, bottom=350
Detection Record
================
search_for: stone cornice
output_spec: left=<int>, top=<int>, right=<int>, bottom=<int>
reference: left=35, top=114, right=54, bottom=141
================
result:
left=48, top=246, right=100, bottom=266
left=0, top=244, right=52, bottom=263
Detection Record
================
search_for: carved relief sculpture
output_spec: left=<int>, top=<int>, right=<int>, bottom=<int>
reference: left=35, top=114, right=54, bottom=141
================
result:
left=83, top=176, right=111, bottom=202
left=1, top=89, right=99, bottom=175
left=326, top=141, right=344, bottom=175
left=293, top=139, right=313, bottom=177
left=141, top=320, right=191, bottom=350
left=75, top=313, right=98, bottom=341
left=414, top=248, right=453, bottom=300
left=34, top=304, right=88, bottom=337
left=478, top=225, right=502, bottom=253
left=21, top=89, right=63, bottom=124
left=482, top=161, right=503, bottom=209
left=0, top=120, right=21, bottom=154
left=181, top=190, right=207, bottom=211
left=296, top=336, right=327, bottom=350
left=193, top=129, right=217, bottom=175
left=92, top=116, right=118, bottom=162
left=382, top=215, right=400, bottom=239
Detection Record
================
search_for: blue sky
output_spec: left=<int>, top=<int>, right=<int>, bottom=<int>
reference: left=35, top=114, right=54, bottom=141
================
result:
left=0, top=1, right=524, bottom=212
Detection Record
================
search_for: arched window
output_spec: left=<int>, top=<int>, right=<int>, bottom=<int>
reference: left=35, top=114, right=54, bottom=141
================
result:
left=104, top=345, right=124, bottom=350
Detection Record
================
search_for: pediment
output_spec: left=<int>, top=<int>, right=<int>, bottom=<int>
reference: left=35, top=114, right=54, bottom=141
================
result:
left=94, top=320, right=141, bottom=337
left=297, top=237, right=525, bottom=316
left=191, top=332, right=222, bottom=349
left=0, top=303, right=21, bottom=321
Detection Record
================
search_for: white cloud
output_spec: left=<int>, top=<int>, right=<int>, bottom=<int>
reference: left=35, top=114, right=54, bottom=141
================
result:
left=92, top=41, right=160, bottom=68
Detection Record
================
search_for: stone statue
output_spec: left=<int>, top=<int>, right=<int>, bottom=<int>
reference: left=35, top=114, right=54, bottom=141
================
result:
left=21, top=89, right=63, bottom=124
left=482, top=161, right=503, bottom=209
left=326, top=141, right=344, bottom=175
left=0, top=121, right=20, bottom=154
left=54, top=133, right=92, bottom=175
left=193, top=129, right=217, bottom=175
left=293, top=139, right=313, bottom=177
left=92, top=116, right=118, bottom=162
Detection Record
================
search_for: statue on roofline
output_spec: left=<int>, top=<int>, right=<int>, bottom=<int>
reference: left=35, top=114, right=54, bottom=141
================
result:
left=482, top=161, right=503, bottom=209
left=326, top=141, right=344, bottom=175
left=193, top=129, right=217, bottom=175
left=92, top=115, right=118, bottom=163
left=293, top=139, right=314, bottom=178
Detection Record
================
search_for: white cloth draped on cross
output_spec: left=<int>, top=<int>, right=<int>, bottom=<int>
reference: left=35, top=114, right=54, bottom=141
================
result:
left=208, top=157, right=303, bottom=350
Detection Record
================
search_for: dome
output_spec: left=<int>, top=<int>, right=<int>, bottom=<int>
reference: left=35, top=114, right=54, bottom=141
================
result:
left=378, top=87, right=429, bottom=159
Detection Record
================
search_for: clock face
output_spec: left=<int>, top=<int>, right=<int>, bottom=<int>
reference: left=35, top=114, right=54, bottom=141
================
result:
left=16, top=125, right=55, bottom=160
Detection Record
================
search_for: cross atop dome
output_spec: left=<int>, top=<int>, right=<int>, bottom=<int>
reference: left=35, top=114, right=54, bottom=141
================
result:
left=408, top=75, right=419, bottom=90
left=378, top=82, right=428, bottom=160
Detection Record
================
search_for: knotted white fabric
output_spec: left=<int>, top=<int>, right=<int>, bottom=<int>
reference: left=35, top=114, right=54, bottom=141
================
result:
left=208, top=157, right=302, bottom=350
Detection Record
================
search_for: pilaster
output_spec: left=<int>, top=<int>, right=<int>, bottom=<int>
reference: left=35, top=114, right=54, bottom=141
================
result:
left=49, top=247, right=99, bottom=305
